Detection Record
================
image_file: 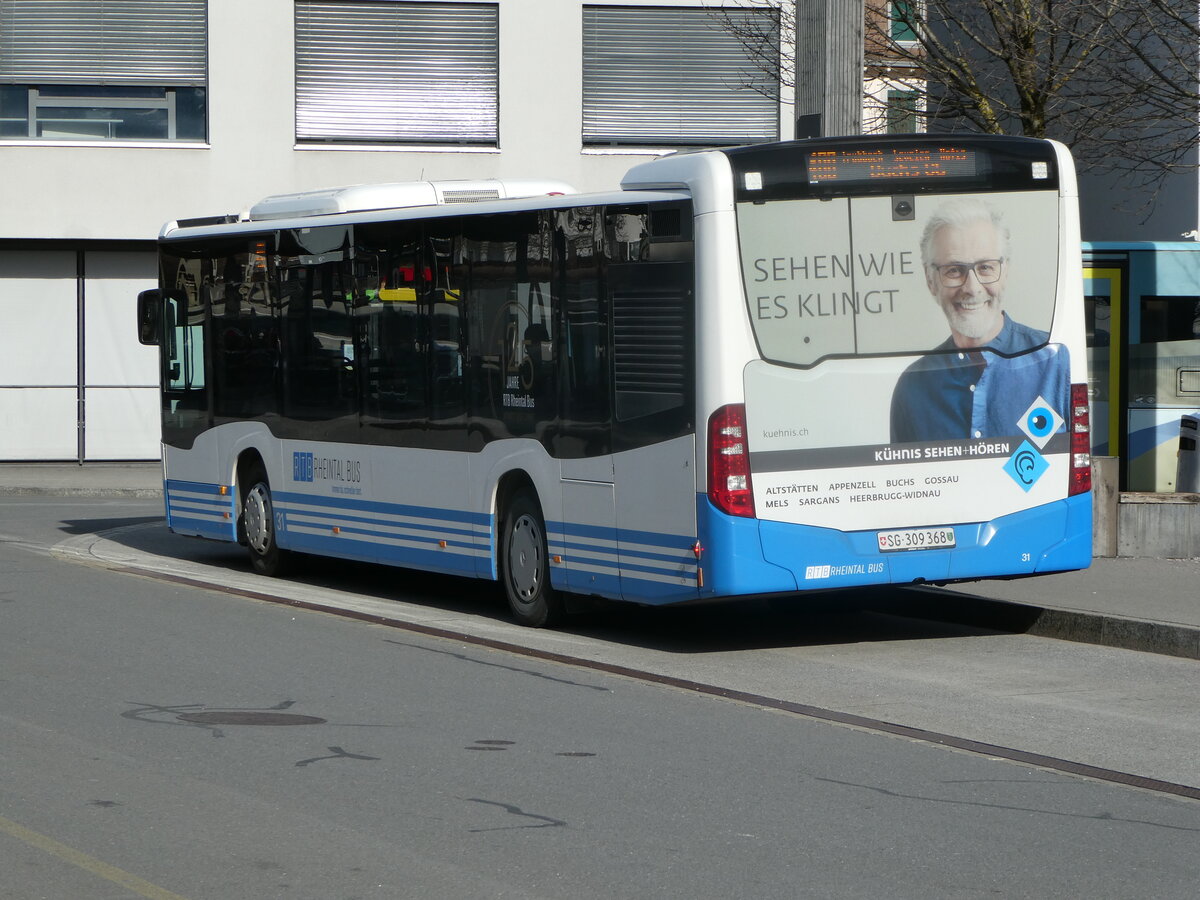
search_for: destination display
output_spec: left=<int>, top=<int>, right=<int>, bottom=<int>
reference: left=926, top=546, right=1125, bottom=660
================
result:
left=806, top=146, right=977, bottom=184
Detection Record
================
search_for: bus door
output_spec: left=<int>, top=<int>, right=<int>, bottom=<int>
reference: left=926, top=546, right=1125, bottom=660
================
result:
left=160, top=257, right=210, bottom=443
left=606, top=202, right=698, bottom=603
left=555, top=204, right=619, bottom=596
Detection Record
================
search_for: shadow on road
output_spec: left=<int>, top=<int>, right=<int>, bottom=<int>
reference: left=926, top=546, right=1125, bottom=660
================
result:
left=59, top=515, right=162, bottom=535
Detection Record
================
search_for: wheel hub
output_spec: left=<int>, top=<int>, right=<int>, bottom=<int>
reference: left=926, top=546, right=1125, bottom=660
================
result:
left=244, top=485, right=272, bottom=554
left=508, top=514, right=542, bottom=602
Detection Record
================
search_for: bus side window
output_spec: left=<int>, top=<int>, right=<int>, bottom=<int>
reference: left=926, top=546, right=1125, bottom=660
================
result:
left=211, top=244, right=279, bottom=420
left=426, top=227, right=467, bottom=427
left=604, top=202, right=694, bottom=449
left=280, top=262, right=357, bottom=423
left=462, top=211, right=554, bottom=442
left=554, top=206, right=609, bottom=458
left=358, top=230, right=428, bottom=431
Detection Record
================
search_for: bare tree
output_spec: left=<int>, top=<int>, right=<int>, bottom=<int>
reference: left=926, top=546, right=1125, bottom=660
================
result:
left=711, top=1, right=1199, bottom=197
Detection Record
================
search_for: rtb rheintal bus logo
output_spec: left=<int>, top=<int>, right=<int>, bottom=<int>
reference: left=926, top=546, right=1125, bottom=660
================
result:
left=293, top=451, right=315, bottom=483
left=292, top=451, right=362, bottom=494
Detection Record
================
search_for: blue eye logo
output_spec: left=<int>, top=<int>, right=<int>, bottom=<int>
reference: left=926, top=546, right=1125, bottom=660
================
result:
left=1026, top=407, right=1054, bottom=438
left=1018, top=396, right=1063, bottom=449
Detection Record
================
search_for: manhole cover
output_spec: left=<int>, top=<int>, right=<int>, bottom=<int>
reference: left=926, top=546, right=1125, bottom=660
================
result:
left=177, top=712, right=327, bottom=726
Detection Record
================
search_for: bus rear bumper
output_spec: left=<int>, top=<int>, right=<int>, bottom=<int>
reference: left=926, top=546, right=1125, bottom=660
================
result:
left=697, top=493, right=1093, bottom=598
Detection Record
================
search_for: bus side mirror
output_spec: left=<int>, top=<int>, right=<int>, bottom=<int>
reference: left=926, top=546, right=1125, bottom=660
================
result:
left=137, top=289, right=162, bottom=345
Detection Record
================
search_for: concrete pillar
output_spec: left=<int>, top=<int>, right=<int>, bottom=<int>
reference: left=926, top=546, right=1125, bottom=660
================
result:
left=1092, top=456, right=1119, bottom=558
left=794, top=0, right=864, bottom=137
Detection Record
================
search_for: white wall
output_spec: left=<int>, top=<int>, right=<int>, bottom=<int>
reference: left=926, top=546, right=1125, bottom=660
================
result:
left=83, top=252, right=161, bottom=459
left=0, top=0, right=791, bottom=460
left=0, top=250, right=161, bottom=460
left=0, top=251, right=79, bottom=459
left=0, top=0, right=793, bottom=242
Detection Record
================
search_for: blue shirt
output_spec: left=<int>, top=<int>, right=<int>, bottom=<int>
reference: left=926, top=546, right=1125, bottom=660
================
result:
left=889, top=314, right=1071, bottom=443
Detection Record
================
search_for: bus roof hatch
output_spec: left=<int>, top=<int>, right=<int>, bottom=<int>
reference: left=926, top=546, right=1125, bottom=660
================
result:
left=247, top=179, right=577, bottom=221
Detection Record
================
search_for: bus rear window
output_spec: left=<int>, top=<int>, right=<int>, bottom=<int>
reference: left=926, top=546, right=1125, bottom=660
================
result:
left=737, top=190, right=1061, bottom=367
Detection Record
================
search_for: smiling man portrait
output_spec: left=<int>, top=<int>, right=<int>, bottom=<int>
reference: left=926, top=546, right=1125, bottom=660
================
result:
left=889, top=197, right=1070, bottom=444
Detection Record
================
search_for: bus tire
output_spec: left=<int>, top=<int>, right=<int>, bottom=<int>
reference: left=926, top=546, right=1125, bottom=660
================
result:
left=242, top=466, right=293, bottom=577
left=500, top=490, right=563, bottom=628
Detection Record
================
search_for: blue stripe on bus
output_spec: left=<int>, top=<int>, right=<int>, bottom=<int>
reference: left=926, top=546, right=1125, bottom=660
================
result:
left=167, top=514, right=235, bottom=541
left=275, top=490, right=489, bottom=526
left=285, top=513, right=481, bottom=545
left=551, top=537, right=692, bottom=568
left=304, top=522, right=477, bottom=552
left=275, top=490, right=492, bottom=578
left=546, top=521, right=698, bottom=603
left=164, top=480, right=237, bottom=540
left=285, top=528, right=481, bottom=577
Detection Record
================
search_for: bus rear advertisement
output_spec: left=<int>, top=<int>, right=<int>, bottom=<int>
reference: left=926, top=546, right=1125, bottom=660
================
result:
left=137, top=136, right=1092, bottom=626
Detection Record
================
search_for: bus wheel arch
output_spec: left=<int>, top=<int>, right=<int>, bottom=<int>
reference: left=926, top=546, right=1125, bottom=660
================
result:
left=495, top=473, right=563, bottom=628
left=237, top=451, right=293, bottom=577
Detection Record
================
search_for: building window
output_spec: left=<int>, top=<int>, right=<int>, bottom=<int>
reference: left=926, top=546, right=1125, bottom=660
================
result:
left=886, top=89, right=919, bottom=133
left=295, top=1, right=499, bottom=145
left=0, top=1, right=207, bottom=142
left=889, top=1, right=918, bottom=44
left=582, top=5, right=780, bottom=147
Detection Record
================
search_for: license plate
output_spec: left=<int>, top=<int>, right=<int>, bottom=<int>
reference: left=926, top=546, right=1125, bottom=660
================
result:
left=876, top=527, right=956, bottom=552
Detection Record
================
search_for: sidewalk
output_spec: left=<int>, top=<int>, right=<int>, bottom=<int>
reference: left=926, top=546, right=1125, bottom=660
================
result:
left=2, top=462, right=1197, bottom=659
left=879, top=559, right=1200, bottom=660
left=0, top=462, right=163, bottom=498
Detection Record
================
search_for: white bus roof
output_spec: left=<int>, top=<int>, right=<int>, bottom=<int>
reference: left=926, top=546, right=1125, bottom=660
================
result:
left=159, top=184, right=692, bottom=241
left=620, top=149, right=735, bottom=216
left=247, top=178, right=577, bottom=221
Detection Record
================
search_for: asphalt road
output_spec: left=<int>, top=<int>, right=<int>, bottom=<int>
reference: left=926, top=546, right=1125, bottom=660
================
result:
left=2, top=496, right=1199, bottom=898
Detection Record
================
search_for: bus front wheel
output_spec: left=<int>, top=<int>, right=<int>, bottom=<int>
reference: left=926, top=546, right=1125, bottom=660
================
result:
left=501, top=490, right=563, bottom=628
left=242, top=468, right=292, bottom=577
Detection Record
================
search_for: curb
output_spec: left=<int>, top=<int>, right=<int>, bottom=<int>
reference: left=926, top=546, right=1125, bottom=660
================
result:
left=0, top=486, right=163, bottom=499
left=878, top=587, right=1200, bottom=661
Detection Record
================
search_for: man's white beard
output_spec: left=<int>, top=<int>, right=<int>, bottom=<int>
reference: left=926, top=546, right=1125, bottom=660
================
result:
left=947, top=295, right=1001, bottom=341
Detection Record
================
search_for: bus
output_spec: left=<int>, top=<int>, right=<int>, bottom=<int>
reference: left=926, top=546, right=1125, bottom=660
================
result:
left=1082, top=241, right=1200, bottom=491
left=136, top=135, right=1092, bottom=627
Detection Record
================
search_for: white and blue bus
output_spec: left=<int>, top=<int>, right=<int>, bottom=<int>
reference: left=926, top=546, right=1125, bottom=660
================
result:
left=137, top=135, right=1092, bottom=626
left=1082, top=241, right=1200, bottom=492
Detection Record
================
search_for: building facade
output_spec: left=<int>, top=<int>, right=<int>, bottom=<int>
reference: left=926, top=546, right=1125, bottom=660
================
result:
left=0, top=0, right=793, bottom=460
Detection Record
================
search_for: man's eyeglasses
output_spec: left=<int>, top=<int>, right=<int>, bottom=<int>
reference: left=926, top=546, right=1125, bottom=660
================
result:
left=931, top=259, right=1005, bottom=287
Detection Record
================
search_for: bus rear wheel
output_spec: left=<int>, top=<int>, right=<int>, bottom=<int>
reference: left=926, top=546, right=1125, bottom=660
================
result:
left=242, top=467, right=292, bottom=577
left=501, top=490, right=563, bottom=627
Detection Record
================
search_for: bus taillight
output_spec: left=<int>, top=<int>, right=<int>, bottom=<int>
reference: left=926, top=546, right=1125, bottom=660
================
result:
left=1069, top=383, right=1091, bottom=496
left=708, top=404, right=755, bottom=517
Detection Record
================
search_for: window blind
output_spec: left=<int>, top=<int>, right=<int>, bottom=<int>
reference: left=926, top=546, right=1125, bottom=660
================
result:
left=295, top=1, right=499, bottom=143
left=582, top=5, right=779, bottom=146
left=0, top=0, right=207, bottom=86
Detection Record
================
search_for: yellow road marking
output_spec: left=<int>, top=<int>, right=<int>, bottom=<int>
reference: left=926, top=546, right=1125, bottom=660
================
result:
left=0, top=813, right=191, bottom=900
